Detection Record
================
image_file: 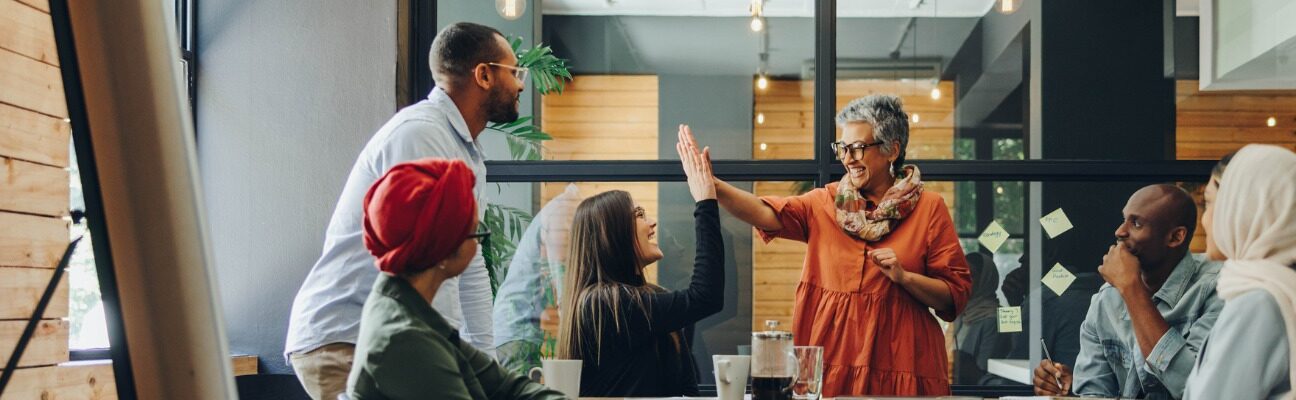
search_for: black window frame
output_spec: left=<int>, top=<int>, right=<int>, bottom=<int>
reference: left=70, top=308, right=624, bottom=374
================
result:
left=62, top=0, right=197, bottom=365
left=417, top=0, right=1212, bottom=397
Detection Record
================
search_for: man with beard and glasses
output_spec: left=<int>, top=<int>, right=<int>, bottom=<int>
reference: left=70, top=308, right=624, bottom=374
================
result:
left=1032, top=184, right=1225, bottom=400
left=285, top=22, right=525, bottom=400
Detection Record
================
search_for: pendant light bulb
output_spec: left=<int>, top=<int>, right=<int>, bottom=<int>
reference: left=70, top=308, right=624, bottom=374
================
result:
left=930, top=87, right=942, bottom=100
left=496, top=0, right=526, bottom=21
left=997, top=0, right=1018, bottom=14
left=1268, top=116, right=1278, bottom=127
left=756, top=75, right=769, bottom=90
left=750, top=17, right=765, bottom=32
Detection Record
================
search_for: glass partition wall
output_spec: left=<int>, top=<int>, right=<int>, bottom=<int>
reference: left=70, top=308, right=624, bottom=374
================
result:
left=426, top=0, right=1286, bottom=396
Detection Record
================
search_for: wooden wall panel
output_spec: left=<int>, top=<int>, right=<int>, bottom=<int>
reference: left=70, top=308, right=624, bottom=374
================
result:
left=0, top=212, right=67, bottom=269
left=0, top=267, right=68, bottom=320
left=2, top=361, right=117, bottom=400
left=1176, top=80, right=1296, bottom=160
left=753, top=80, right=955, bottom=160
left=1, top=1, right=118, bottom=395
left=0, top=47, right=67, bottom=118
left=1, top=157, right=69, bottom=217
left=0, top=0, right=59, bottom=66
left=0, top=319, right=69, bottom=367
left=14, top=0, right=48, bottom=13
left=541, top=75, right=659, bottom=161
left=0, top=102, right=70, bottom=167
left=1176, top=80, right=1296, bottom=252
left=231, top=354, right=258, bottom=376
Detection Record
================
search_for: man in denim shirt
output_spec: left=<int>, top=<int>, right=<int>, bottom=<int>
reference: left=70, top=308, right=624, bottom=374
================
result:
left=1034, top=184, right=1224, bottom=399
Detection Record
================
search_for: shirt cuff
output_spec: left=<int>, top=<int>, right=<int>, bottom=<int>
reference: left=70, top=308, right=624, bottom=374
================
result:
left=1144, top=327, right=1186, bottom=376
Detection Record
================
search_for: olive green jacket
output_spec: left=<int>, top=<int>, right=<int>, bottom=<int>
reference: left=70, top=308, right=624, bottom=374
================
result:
left=347, top=274, right=566, bottom=400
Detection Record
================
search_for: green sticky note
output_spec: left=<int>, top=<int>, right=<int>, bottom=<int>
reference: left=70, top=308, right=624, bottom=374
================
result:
left=1041, top=208, right=1074, bottom=239
left=998, top=306, right=1023, bottom=333
left=1042, top=263, right=1077, bottom=296
left=978, top=221, right=1009, bottom=254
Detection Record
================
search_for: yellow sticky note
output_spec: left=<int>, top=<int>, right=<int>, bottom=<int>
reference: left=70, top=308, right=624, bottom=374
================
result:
left=997, top=306, right=1023, bottom=333
left=1042, top=263, right=1077, bottom=296
left=1041, top=208, right=1074, bottom=239
left=978, top=221, right=1009, bottom=254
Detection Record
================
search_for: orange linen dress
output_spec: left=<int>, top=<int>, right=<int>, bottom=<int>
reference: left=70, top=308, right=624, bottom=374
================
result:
left=759, top=185, right=971, bottom=397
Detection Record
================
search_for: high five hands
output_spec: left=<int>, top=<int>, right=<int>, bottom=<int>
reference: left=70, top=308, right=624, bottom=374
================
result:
left=676, top=124, right=717, bottom=202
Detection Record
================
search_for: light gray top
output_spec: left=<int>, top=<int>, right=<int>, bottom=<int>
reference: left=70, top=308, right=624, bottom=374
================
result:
left=1184, top=289, right=1291, bottom=400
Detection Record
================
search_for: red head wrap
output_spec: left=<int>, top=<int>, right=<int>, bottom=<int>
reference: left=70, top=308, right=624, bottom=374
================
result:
left=362, top=158, right=476, bottom=275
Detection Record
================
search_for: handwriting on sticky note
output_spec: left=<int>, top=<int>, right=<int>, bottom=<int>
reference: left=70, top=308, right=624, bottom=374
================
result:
left=978, top=221, right=1009, bottom=254
left=1040, top=208, right=1074, bottom=239
left=1042, top=263, right=1077, bottom=296
left=998, top=306, right=1023, bottom=333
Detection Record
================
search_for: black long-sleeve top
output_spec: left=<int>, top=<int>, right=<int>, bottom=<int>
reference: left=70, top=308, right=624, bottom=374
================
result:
left=576, top=199, right=725, bottom=397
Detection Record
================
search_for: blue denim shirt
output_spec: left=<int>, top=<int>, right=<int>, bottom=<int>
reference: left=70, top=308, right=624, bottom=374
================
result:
left=1073, top=253, right=1224, bottom=399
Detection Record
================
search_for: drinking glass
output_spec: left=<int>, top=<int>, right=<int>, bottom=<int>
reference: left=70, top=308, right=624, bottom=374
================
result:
left=792, top=346, right=823, bottom=400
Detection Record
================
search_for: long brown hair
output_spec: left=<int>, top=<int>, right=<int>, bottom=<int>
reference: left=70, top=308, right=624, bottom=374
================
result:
left=556, top=190, right=659, bottom=362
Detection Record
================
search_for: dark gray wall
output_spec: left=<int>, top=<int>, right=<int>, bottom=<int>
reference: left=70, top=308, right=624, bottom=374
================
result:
left=1035, top=0, right=1175, bottom=273
left=656, top=75, right=755, bottom=384
left=197, top=0, right=397, bottom=374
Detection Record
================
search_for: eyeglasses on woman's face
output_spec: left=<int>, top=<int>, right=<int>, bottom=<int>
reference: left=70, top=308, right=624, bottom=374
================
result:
left=830, top=140, right=886, bottom=161
left=467, top=229, right=491, bottom=244
left=486, top=62, right=529, bottom=83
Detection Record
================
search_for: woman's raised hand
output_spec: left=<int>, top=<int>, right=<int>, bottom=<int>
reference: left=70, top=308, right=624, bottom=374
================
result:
left=676, top=124, right=716, bottom=202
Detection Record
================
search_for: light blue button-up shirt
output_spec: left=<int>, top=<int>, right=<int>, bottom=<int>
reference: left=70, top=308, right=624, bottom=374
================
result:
left=1184, top=289, right=1291, bottom=400
left=285, top=87, right=494, bottom=362
left=1073, top=253, right=1224, bottom=399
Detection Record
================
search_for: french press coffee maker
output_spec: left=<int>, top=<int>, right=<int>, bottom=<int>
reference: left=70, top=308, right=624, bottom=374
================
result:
left=751, top=320, right=799, bottom=400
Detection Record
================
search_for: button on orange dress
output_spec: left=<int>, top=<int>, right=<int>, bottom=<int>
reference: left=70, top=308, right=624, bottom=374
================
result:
left=759, top=185, right=972, bottom=397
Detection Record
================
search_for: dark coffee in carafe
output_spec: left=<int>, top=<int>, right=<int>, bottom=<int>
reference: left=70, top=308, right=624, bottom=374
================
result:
left=751, top=376, right=794, bottom=400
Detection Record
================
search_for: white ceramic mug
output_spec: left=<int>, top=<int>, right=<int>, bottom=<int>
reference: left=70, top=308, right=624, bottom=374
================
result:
left=713, top=355, right=752, bottom=400
left=528, top=359, right=582, bottom=398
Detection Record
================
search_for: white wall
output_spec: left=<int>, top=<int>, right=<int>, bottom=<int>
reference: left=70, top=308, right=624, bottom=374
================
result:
left=1216, top=0, right=1296, bottom=76
left=197, top=0, right=396, bottom=374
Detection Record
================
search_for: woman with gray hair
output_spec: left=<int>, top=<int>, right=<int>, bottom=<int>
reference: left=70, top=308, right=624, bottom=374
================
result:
left=677, top=94, right=971, bottom=396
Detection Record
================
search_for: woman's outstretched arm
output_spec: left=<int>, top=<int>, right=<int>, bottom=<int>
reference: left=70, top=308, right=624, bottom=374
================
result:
left=678, top=125, right=783, bottom=232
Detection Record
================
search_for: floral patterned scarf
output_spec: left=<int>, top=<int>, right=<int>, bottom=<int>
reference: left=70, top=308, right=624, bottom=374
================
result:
left=834, top=165, right=924, bottom=241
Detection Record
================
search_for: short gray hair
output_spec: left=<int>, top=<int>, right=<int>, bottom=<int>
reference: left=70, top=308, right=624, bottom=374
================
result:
left=835, top=94, right=909, bottom=176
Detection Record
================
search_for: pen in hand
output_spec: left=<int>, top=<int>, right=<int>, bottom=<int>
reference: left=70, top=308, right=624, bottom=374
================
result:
left=1041, top=338, right=1066, bottom=394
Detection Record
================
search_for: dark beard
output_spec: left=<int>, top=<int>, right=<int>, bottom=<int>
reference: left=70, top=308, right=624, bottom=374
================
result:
left=485, top=86, right=519, bottom=124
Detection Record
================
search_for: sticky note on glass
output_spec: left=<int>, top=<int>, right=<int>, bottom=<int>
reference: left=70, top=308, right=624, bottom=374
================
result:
left=997, top=306, right=1023, bottom=333
left=1042, top=263, right=1077, bottom=295
left=978, top=221, right=1009, bottom=254
left=1040, top=208, right=1074, bottom=239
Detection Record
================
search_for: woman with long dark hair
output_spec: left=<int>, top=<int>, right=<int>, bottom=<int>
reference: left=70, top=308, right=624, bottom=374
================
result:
left=555, top=141, right=724, bottom=397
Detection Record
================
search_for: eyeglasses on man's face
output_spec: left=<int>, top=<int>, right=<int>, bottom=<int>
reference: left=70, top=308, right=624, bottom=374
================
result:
left=830, top=140, right=886, bottom=161
left=486, top=62, right=529, bottom=83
